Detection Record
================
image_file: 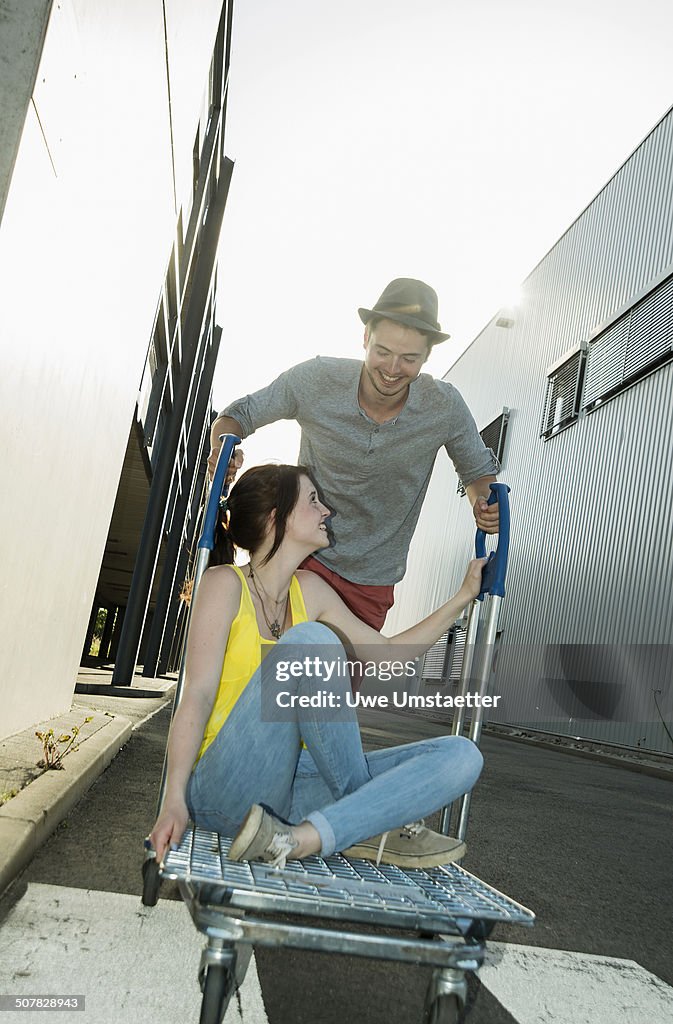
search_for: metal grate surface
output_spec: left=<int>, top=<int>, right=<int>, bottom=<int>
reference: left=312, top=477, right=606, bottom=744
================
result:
left=162, top=826, right=534, bottom=933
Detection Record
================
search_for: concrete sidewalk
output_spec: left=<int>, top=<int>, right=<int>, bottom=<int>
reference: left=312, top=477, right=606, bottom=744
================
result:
left=0, top=668, right=175, bottom=896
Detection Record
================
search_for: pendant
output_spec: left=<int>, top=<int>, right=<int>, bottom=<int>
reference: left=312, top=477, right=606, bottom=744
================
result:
left=269, top=620, right=282, bottom=639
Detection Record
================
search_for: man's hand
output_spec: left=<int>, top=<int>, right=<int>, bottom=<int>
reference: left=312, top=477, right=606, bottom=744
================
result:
left=472, top=495, right=499, bottom=534
left=208, top=415, right=245, bottom=481
left=208, top=443, right=243, bottom=483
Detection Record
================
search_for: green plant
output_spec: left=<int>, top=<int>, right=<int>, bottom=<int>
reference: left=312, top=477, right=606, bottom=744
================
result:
left=0, top=789, right=19, bottom=806
left=35, top=716, right=94, bottom=770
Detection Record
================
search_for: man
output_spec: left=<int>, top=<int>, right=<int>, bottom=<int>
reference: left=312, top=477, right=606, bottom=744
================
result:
left=210, top=278, right=499, bottom=629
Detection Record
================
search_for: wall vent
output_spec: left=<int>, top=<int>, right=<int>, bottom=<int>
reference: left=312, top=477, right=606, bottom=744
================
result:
left=540, top=345, right=587, bottom=439
left=458, top=408, right=509, bottom=495
left=583, top=272, right=673, bottom=411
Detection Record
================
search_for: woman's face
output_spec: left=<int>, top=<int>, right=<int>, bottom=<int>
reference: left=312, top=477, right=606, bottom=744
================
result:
left=285, top=474, right=331, bottom=549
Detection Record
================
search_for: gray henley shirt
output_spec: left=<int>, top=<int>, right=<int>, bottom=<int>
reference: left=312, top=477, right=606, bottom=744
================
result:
left=221, top=357, right=499, bottom=586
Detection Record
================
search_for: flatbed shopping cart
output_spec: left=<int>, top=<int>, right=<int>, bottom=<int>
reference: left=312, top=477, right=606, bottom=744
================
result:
left=142, top=436, right=534, bottom=1024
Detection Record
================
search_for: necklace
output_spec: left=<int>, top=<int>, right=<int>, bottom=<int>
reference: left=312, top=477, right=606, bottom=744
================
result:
left=248, top=563, right=289, bottom=639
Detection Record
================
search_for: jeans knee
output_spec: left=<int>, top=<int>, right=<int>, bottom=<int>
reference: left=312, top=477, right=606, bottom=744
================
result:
left=441, top=735, right=484, bottom=786
left=460, top=736, right=484, bottom=783
left=280, top=621, right=340, bottom=646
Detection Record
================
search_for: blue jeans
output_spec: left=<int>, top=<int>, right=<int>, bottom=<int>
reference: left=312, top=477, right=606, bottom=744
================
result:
left=187, top=622, right=483, bottom=856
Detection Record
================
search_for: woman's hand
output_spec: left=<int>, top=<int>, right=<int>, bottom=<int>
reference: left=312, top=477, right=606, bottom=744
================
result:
left=147, top=795, right=190, bottom=865
left=458, top=557, right=489, bottom=603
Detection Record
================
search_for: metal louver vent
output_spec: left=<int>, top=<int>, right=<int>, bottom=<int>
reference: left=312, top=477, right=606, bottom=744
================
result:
left=583, top=316, right=630, bottom=408
left=421, top=627, right=468, bottom=683
left=421, top=631, right=450, bottom=680
left=540, top=346, right=587, bottom=439
left=448, top=627, right=467, bottom=681
left=583, top=272, right=673, bottom=410
left=458, top=409, right=509, bottom=495
left=480, top=411, right=509, bottom=458
left=623, top=274, right=673, bottom=379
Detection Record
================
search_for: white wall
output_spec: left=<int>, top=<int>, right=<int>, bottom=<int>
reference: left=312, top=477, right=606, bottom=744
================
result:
left=0, top=0, right=221, bottom=739
left=0, top=0, right=52, bottom=223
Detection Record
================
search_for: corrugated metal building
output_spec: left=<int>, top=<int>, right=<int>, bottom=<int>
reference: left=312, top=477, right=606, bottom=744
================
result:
left=386, top=106, right=673, bottom=755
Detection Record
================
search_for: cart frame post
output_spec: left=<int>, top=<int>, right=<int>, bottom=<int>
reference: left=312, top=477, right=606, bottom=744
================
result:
left=439, top=483, right=510, bottom=843
left=440, top=597, right=480, bottom=835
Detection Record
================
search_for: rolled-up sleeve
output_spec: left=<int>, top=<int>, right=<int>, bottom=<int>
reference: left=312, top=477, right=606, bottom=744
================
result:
left=443, top=386, right=500, bottom=486
left=219, top=362, right=309, bottom=437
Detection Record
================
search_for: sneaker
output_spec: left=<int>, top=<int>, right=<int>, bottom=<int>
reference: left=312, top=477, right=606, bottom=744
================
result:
left=341, top=821, right=465, bottom=868
left=228, top=804, right=298, bottom=869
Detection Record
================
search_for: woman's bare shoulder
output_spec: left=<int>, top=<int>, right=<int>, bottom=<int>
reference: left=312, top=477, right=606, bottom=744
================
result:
left=204, top=563, right=242, bottom=583
left=295, top=568, right=328, bottom=592
left=198, top=564, right=243, bottom=603
left=295, top=569, right=339, bottom=616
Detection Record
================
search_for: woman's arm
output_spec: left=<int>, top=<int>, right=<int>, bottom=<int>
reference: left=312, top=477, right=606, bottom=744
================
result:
left=298, top=559, right=486, bottom=662
left=149, top=565, right=240, bottom=862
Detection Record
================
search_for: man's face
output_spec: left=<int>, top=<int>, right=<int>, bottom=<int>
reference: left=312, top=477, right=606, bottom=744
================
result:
left=362, top=319, right=430, bottom=399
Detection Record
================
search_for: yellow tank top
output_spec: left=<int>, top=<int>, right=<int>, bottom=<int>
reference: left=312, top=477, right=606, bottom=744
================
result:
left=195, top=563, right=309, bottom=762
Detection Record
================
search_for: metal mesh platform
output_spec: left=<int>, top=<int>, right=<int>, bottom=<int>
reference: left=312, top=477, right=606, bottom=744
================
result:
left=162, top=825, right=534, bottom=934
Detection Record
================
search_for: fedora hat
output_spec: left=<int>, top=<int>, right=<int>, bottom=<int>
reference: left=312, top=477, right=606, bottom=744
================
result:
left=358, top=278, right=450, bottom=342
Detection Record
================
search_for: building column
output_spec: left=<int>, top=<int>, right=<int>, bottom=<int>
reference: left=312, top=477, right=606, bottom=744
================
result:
left=142, top=327, right=222, bottom=676
left=157, top=432, right=211, bottom=675
left=108, top=605, right=126, bottom=663
left=157, top=535, right=192, bottom=676
left=99, top=605, right=116, bottom=662
left=81, top=601, right=100, bottom=661
left=111, top=157, right=233, bottom=685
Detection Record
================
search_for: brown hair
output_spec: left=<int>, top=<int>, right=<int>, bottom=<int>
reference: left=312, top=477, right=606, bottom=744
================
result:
left=211, top=464, right=316, bottom=567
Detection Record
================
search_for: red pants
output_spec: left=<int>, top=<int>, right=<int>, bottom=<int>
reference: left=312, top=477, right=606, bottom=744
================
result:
left=299, top=556, right=394, bottom=630
left=299, top=557, right=395, bottom=693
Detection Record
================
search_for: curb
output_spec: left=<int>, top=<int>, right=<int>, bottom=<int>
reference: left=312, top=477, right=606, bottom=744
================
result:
left=375, top=709, right=673, bottom=782
left=483, top=729, right=673, bottom=782
left=74, top=680, right=176, bottom=699
left=0, top=715, right=133, bottom=896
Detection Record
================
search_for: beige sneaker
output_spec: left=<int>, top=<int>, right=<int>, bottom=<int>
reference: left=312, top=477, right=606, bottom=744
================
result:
left=228, top=804, right=298, bottom=869
left=341, top=821, right=465, bottom=868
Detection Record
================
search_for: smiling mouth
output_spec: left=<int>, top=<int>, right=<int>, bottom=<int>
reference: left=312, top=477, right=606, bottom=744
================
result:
left=379, top=372, right=403, bottom=384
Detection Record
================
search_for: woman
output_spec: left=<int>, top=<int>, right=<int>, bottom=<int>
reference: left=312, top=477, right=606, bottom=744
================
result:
left=150, top=464, right=486, bottom=871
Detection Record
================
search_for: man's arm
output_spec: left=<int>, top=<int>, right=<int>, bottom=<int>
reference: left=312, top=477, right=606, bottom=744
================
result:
left=207, top=361, right=313, bottom=478
left=465, top=476, right=498, bottom=534
left=438, top=381, right=500, bottom=534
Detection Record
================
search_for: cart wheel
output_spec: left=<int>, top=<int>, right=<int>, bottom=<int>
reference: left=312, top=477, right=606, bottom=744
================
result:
left=199, top=963, right=235, bottom=1024
left=425, top=994, right=461, bottom=1024
left=141, top=857, right=161, bottom=906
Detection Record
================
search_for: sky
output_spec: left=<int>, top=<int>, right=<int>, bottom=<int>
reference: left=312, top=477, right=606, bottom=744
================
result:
left=213, top=0, right=673, bottom=468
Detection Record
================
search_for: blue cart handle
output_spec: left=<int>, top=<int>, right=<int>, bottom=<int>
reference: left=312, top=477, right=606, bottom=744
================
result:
left=198, top=434, right=241, bottom=550
left=475, top=482, right=511, bottom=599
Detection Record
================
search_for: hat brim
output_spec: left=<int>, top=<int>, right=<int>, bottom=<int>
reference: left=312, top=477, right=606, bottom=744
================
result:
left=358, top=307, right=450, bottom=342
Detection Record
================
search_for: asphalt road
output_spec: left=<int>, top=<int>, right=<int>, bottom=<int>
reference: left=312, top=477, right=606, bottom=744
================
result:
left=2, top=706, right=672, bottom=1024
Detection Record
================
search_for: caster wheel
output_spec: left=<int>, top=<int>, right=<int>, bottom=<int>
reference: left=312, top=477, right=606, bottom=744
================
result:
left=199, top=963, right=234, bottom=1024
left=141, top=857, right=161, bottom=906
left=425, top=994, right=461, bottom=1024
